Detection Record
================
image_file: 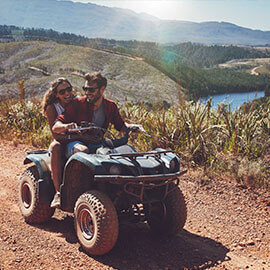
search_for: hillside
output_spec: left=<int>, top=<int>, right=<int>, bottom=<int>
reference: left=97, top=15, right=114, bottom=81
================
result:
left=0, top=41, right=181, bottom=104
left=219, top=57, right=270, bottom=75
left=0, top=0, right=270, bottom=45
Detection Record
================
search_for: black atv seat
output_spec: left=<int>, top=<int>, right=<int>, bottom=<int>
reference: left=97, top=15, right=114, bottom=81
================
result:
left=111, top=145, right=137, bottom=154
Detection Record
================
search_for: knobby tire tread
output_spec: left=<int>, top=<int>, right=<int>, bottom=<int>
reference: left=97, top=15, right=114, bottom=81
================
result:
left=18, top=166, right=55, bottom=224
left=74, top=190, right=119, bottom=255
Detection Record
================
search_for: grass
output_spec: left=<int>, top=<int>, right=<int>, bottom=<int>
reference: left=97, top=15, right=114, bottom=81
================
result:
left=0, top=98, right=51, bottom=146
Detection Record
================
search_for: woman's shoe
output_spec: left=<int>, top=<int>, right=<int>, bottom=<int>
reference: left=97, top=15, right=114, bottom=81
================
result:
left=50, top=192, right=60, bottom=208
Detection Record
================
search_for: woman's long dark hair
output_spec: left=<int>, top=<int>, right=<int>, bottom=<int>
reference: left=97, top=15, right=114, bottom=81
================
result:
left=41, top=77, right=72, bottom=115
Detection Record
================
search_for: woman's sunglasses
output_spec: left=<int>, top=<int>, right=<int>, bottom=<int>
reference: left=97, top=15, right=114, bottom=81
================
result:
left=58, top=87, right=72, bottom=95
left=82, top=86, right=100, bottom=93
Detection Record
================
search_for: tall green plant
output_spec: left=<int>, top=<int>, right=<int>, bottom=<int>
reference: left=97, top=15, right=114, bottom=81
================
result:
left=0, top=98, right=51, bottom=146
left=219, top=100, right=270, bottom=158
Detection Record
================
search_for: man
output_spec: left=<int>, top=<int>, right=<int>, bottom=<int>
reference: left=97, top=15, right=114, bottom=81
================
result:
left=53, top=72, right=142, bottom=156
left=51, top=72, right=144, bottom=207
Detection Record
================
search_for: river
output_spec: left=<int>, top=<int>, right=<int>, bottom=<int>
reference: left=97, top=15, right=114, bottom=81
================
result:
left=201, top=91, right=265, bottom=111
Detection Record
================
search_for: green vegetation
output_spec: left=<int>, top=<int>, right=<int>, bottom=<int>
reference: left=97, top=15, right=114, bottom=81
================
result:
left=142, top=58, right=268, bottom=99
left=0, top=98, right=51, bottom=146
left=1, top=24, right=270, bottom=100
left=109, top=41, right=270, bottom=68
left=0, top=92, right=269, bottom=189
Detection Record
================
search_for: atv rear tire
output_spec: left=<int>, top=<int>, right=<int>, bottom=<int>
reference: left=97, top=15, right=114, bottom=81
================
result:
left=146, top=184, right=187, bottom=235
left=18, top=166, right=55, bottom=224
left=74, top=190, right=119, bottom=255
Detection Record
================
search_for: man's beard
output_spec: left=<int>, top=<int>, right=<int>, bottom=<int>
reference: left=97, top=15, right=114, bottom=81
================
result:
left=87, top=89, right=102, bottom=104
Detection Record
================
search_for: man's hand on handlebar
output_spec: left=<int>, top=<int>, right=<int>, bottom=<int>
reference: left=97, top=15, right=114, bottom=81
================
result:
left=67, top=123, right=106, bottom=134
left=65, top=122, right=80, bottom=133
left=125, top=123, right=151, bottom=137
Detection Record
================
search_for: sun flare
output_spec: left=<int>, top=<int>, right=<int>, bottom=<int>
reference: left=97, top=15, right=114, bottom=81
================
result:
left=131, top=1, right=186, bottom=20
left=75, top=0, right=187, bottom=21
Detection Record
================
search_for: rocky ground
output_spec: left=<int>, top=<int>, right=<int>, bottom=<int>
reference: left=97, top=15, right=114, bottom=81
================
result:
left=0, top=139, right=269, bottom=270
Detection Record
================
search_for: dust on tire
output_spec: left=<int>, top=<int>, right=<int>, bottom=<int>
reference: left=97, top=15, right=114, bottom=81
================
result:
left=146, top=184, right=187, bottom=235
left=18, top=165, right=55, bottom=224
left=74, top=190, right=119, bottom=255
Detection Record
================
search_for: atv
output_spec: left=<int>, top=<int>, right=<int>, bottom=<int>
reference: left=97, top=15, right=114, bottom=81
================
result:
left=18, top=124, right=187, bottom=255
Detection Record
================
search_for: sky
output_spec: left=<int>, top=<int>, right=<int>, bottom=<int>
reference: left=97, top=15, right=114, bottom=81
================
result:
left=70, top=0, right=270, bottom=31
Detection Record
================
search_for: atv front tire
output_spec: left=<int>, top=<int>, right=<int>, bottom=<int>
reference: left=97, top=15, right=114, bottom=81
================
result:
left=74, top=190, right=119, bottom=255
left=146, top=184, right=187, bottom=235
left=18, top=166, right=55, bottom=224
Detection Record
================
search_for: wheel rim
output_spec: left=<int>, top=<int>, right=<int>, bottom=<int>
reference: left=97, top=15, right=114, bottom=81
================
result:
left=78, top=206, right=95, bottom=241
left=21, top=182, right=32, bottom=208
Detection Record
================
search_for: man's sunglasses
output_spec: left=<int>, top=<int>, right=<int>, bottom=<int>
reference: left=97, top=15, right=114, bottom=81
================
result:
left=82, top=86, right=100, bottom=93
left=58, top=87, right=72, bottom=95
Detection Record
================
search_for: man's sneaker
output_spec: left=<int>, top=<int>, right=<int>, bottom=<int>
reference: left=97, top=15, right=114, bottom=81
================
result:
left=51, top=192, right=60, bottom=208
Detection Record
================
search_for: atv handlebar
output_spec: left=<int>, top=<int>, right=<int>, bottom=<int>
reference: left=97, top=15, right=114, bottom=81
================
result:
left=67, top=124, right=106, bottom=133
left=67, top=123, right=150, bottom=137
left=64, top=123, right=150, bottom=151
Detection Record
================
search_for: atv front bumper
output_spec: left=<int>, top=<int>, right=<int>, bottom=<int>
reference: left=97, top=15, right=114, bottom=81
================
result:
left=94, top=169, right=187, bottom=183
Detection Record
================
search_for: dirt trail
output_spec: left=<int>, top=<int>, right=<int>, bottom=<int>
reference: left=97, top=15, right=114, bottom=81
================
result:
left=251, top=65, right=263, bottom=75
left=0, top=140, right=269, bottom=270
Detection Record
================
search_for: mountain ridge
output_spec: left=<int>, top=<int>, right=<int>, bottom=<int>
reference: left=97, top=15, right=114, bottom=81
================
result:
left=0, top=0, right=269, bottom=45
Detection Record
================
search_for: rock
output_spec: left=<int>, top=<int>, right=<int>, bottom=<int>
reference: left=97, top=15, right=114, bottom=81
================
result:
left=247, top=240, right=255, bottom=246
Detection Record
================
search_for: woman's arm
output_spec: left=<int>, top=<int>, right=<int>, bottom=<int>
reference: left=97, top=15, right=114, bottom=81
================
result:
left=52, top=120, right=77, bottom=134
left=45, top=104, right=58, bottom=132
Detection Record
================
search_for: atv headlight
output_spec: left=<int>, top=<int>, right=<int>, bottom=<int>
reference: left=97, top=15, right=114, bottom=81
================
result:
left=164, top=158, right=178, bottom=172
left=169, top=159, right=176, bottom=171
left=109, top=164, right=122, bottom=175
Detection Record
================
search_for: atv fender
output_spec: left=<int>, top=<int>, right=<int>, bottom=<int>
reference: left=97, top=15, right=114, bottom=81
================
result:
left=60, top=152, right=101, bottom=212
left=23, top=152, right=55, bottom=205
left=24, top=152, right=51, bottom=180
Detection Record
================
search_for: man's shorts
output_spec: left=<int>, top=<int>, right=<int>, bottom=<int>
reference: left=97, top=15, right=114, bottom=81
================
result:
left=66, top=140, right=86, bottom=158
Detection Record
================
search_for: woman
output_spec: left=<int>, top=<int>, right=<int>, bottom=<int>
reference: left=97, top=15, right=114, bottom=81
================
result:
left=42, top=77, right=74, bottom=208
